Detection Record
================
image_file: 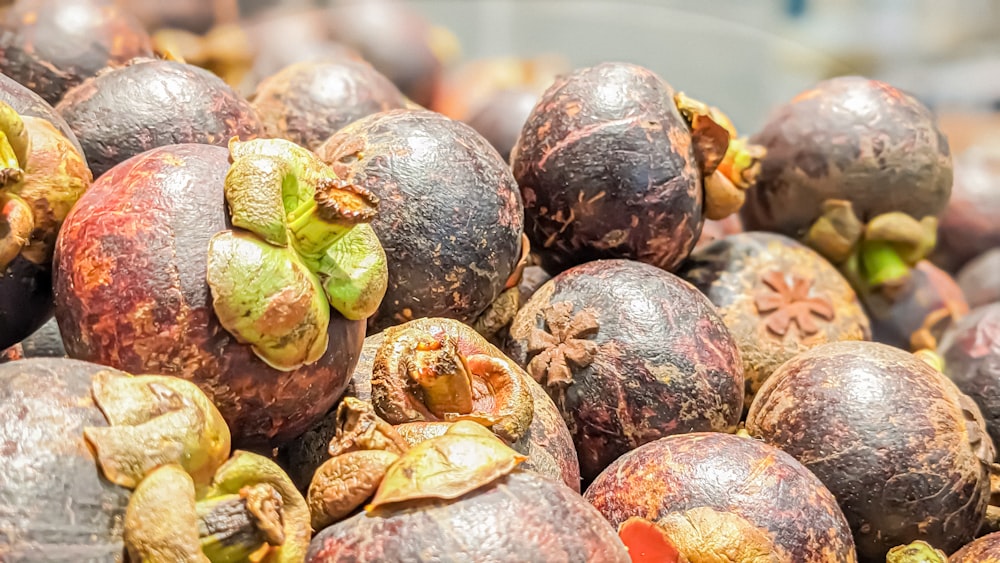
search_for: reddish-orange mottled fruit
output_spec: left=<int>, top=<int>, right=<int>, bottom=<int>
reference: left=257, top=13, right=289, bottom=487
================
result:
left=306, top=471, right=630, bottom=562
left=507, top=259, right=744, bottom=484
left=586, top=433, right=856, bottom=562
left=747, top=341, right=993, bottom=560
left=951, top=532, right=1000, bottom=562
left=511, top=62, right=703, bottom=274
left=53, top=144, right=364, bottom=447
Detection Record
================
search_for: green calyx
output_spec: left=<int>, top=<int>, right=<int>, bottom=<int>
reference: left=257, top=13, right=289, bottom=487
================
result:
left=0, top=101, right=32, bottom=271
left=885, top=541, right=948, bottom=563
left=803, top=199, right=938, bottom=296
left=87, top=372, right=310, bottom=563
left=209, top=137, right=388, bottom=371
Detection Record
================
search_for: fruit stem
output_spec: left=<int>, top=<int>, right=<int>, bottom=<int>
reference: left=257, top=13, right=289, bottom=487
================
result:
left=860, top=240, right=912, bottom=288
left=409, top=337, right=475, bottom=418
left=285, top=196, right=352, bottom=265
left=196, top=485, right=285, bottom=563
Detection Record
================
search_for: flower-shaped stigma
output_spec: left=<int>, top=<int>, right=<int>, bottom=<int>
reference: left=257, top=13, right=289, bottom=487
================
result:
left=526, top=301, right=599, bottom=388
left=755, top=270, right=835, bottom=337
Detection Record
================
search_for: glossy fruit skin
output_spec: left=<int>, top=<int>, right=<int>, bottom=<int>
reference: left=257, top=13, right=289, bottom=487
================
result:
left=957, top=248, right=1000, bottom=310
left=318, top=109, right=523, bottom=333
left=931, top=142, right=1000, bottom=273
left=0, top=0, right=153, bottom=105
left=283, top=324, right=581, bottom=492
left=746, top=341, right=993, bottom=560
left=742, top=76, right=952, bottom=238
left=465, top=89, right=539, bottom=163
left=939, top=303, right=1000, bottom=460
left=306, top=471, right=630, bottom=563
left=681, top=232, right=870, bottom=406
left=56, top=58, right=262, bottom=178
left=53, top=144, right=365, bottom=448
left=0, top=358, right=131, bottom=561
left=585, top=433, right=857, bottom=562
left=511, top=62, right=702, bottom=274
left=506, top=259, right=744, bottom=484
left=252, top=59, right=407, bottom=151
left=951, top=531, right=1000, bottom=562
left=867, top=261, right=968, bottom=351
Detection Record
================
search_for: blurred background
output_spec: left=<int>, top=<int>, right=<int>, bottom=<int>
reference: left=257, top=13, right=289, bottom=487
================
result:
left=114, top=0, right=1000, bottom=147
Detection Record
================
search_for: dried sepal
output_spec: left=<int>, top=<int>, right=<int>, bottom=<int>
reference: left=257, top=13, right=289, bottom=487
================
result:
left=308, top=450, right=399, bottom=530
left=457, top=354, right=533, bottom=444
left=366, top=420, right=526, bottom=511
left=124, top=464, right=209, bottom=563
left=703, top=169, right=746, bottom=221
left=886, top=541, right=948, bottom=563
left=329, top=397, right=410, bottom=457
left=673, top=91, right=730, bottom=176
left=84, top=371, right=231, bottom=489
left=803, top=199, right=863, bottom=264
left=206, top=231, right=330, bottom=371
left=656, top=507, right=782, bottom=562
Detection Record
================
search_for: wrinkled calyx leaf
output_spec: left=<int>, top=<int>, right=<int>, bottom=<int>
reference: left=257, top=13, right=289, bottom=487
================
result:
left=803, top=199, right=938, bottom=295
left=620, top=509, right=780, bottom=563
left=371, top=321, right=534, bottom=443
left=208, top=137, right=389, bottom=371
left=0, top=101, right=32, bottom=271
left=674, top=92, right=766, bottom=220
left=885, top=541, right=948, bottom=563
left=87, top=373, right=309, bottom=563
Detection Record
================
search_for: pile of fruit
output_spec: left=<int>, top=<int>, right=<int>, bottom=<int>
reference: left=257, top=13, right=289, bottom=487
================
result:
left=1, top=0, right=999, bottom=561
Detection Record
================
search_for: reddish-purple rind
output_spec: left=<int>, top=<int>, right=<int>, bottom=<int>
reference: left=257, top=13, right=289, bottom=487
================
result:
left=939, top=303, right=1000, bottom=460
left=306, top=471, right=629, bottom=562
left=506, top=259, right=744, bottom=484
left=0, top=358, right=131, bottom=561
left=252, top=59, right=407, bottom=151
left=465, top=88, right=539, bottom=163
left=931, top=145, right=1000, bottom=273
left=951, top=531, right=1000, bottom=562
left=746, top=341, right=991, bottom=560
left=511, top=62, right=702, bottom=274
left=282, top=324, right=581, bottom=492
left=318, top=109, right=523, bottom=333
left=56, top=59, right=262, bottom=178
left=584, top=432, right=857, bottom=561
left=867, top=261, right=969, bottom=351
left=0, top=0, right=153, bottom=105
left=52, top=144, right=364, bottom=448
left=742, top=76, right=952, bottom=238
left=957, top=248, right=1000, bottom=310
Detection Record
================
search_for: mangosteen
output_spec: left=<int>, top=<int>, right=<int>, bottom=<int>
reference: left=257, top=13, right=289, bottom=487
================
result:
left=866, top=260, right=969, bottom=351
left=511, top=62, right=764, bottom=274
left=317, top=109, right=526, bottom=335
left=952, top=532, right=1000, bottom=562
left=585, top=433, right=857, bottom=561
left=252, top=59, right=408, bottom=151
left=939, top=303, right=1000, bottom=459
left=0, top=357, right=310, bottom=561
left=283, top=317, right=580, bottom=492
left=958, top=248, right=1000, bottom=309
left=0, top=97, right=91, bottom=350
left=152, top=23, right=256, bottom=90
left=506, top=259, right=744, bottom=483
left=0, top=0, right=153, bottom=105
left=53, top=139, right=388, bottom=447
left=746, top=341, right=993, bottom=559
left=742, top=76, right=951, bottom=310
left=324, top=0, right=450, bottom=108
left=680, top=232, right=870, bottom=406
left=932, top=140, right=1000, bottom=273
left=465, top=89, right=539, bottom=163
left=55, top=58, right=262, bottom=178
left=306, top=422, right=628, bottom=562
